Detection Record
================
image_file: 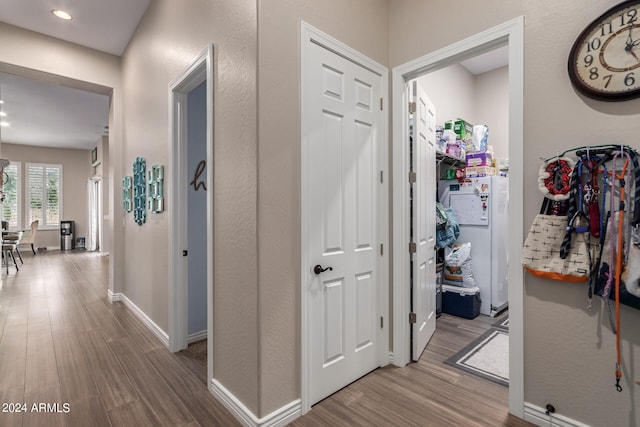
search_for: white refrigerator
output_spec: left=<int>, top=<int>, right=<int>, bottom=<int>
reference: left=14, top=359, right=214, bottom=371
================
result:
left=438, top=175, right=509, bottom=316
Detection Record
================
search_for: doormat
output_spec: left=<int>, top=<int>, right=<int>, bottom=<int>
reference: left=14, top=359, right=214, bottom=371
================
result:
left=444, top=328, right=509, bottom=387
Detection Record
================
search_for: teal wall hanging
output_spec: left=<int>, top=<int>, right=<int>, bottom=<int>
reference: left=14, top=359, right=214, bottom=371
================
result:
left=122, top=176, right=132, bottom=212
left=148, top=165, right=164, bottom=213
left=133, top=157, right=146, bottom=225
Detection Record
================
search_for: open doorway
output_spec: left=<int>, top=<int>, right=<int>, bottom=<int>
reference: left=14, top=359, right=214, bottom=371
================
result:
left=168, top=45, right=215, bottom=386
left=88, top=176, right=102, bottom=251
left=393, top=17, right=524, bottom=417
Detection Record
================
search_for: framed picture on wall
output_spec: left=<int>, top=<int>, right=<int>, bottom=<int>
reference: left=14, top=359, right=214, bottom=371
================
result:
left=91, top=147, right=100, bottom=166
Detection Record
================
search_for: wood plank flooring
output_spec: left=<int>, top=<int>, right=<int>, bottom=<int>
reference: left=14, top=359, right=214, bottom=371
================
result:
left=291, top=314, right=533, bottom=427
left=0, top=250, right=532, bottom=426
left=0, top=250, right=240, bottom=427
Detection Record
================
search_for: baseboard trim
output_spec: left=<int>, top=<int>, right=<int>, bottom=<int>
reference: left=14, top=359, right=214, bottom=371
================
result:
left=187, top=330, right=207, bottom=344
left=210, top=379, right=301, bottom=427
left=523, top=402, right=590, bottom=427
left=107, top=290, right=170, bottom=348
left=107, top=289, right=122, bottom=302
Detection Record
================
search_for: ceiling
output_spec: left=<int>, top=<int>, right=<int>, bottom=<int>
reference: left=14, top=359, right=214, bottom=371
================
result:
left=0, top=0, right=150, bottom=56
left=459, top=46, right=509, bottom=75
left=0, top=0, right=150, bottom=151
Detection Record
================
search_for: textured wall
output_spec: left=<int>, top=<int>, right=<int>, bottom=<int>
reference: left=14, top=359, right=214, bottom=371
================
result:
left=257, top=0, right=389, bottom=416
left=121, top=0, right=259, bottom=413
left=391, top=1, right=640, bottom=425
left=523, top=1, right=640, bottom=425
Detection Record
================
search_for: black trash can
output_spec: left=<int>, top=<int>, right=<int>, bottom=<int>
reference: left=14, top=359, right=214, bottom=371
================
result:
left=60, top=220, right=75, bottom=250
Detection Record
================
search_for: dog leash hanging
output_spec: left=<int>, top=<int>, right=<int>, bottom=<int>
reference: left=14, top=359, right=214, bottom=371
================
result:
left=611, top=149, right=631, bottom=392
left=561, top=159, right=590, bottom=259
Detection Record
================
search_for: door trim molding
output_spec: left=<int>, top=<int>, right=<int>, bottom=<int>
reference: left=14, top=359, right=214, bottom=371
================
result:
left=300, top=21, right=389, bottom=415
left=391, top=16, right=525, bottom=418
left=168, top=44, right=215, bottom=388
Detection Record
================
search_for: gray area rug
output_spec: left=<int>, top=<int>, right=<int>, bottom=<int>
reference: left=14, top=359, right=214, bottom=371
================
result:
left=444, top=327, right=509, bottom=387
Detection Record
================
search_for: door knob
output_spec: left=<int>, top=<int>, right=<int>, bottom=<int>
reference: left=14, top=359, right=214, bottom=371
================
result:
left=313, top=264, right=333, bottom=275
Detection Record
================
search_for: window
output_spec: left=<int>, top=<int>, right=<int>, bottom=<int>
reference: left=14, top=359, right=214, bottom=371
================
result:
left=2, top=162, right=21, bottom=230
left=26, top=163, right=62, bottom=228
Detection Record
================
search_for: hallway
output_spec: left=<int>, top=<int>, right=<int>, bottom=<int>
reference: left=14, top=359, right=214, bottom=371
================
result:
left=0, top=251, right=239, bottom=426
left=0, top=250, right=532, bottom=426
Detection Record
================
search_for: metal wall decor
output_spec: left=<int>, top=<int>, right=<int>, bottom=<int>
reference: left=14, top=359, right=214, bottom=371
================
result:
left=148, top=165, right=164, bottom=213
left=122, top=176, right=133, bottom=212
left=133, top=157, right=147, bottom=225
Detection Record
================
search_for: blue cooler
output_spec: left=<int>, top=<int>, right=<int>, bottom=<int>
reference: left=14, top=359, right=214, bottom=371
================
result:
left=442, top=285, right=481, bottom=319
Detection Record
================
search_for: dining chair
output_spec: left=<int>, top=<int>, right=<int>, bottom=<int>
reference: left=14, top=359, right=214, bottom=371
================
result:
left=2, top=239, right=19, bottom=274
left=2, top=230, right=22, bottom=264
left=17, top=220, right=39, bottom=255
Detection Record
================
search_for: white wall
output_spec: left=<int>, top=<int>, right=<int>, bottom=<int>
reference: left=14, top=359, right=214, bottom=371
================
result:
left=475, top=66, right=509, bottom=162
left=417, top=64, right=509, bottom=162
left=417, top=63, right=476, bottom=130
left=1, top=143, right=92, bottom=249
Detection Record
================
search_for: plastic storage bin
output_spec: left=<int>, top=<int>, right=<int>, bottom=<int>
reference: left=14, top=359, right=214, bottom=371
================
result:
left=442, top=285, right=481, bottom=319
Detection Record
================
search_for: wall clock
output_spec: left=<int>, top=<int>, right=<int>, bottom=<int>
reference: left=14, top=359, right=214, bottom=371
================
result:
left=568, top=0, right=640, bottom=101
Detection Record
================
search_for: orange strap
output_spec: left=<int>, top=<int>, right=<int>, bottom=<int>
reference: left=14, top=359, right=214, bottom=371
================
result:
left=614, top=159, right=628, bottom=392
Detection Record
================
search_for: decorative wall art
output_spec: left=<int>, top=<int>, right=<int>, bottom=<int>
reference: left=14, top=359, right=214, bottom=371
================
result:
left=148, top=165, right=164, bottom=213
left=133, top=157, right=147, bottom=225
left=190, top=160, right=207, bottom=191
left=122, top=176, right=133, bottom=212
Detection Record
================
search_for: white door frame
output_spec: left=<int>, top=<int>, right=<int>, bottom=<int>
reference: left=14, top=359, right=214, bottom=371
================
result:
left=300, top=22, right=389, bottom=414
left=391, top=17, right=525, bottom=417
left=168, top=45, right=215, bottom=385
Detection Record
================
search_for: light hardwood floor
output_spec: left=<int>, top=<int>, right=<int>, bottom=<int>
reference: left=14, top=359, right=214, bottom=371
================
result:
left=0, top=250, right=240, bottom=427
left=0, top=251, right=532, bottom=426
left=291, top=314, right=533, bottom=427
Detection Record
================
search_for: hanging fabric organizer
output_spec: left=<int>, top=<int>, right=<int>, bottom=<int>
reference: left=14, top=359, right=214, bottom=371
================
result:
left=523, top=144, right=640, bottom=393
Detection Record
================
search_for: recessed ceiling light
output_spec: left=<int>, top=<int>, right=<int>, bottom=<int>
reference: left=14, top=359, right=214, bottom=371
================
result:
left=0, top=100, right=4, bottom=104
left=0, top=122, right=10, bottom=127
left=0, top=112, right=6, bottom=117
left=52, top=10, right=72, bottom=20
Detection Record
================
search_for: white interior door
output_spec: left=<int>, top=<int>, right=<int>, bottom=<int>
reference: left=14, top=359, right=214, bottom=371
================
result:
left=411, top=80, right=436, bottom=361
left=305, top=41, right=382, bottom=405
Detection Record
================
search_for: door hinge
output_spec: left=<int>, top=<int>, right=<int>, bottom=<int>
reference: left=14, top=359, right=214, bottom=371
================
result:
left=380, top=243, right=384, bottom=256
left=380, top=316, right=384, bottom=328
left=409, top=102, right=416, bottom=114
left=380, top=98, right=384, bottom=111
left=380, top=170, right=384, bottom=184
left=409, top=242, right=417, bottom=253
left=409, top=312, right=417, bottom=324
left=409, top=172, right=416, bottom=183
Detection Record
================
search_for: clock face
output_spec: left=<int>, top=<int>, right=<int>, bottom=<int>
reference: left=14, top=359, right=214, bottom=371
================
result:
left=569, top=0, right=640, bottom=101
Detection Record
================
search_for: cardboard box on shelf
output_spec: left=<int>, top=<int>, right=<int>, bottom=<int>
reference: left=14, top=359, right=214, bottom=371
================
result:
left=465, top=166, right=496, bottom=177
left=466, top=151, right=493, bottom=167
